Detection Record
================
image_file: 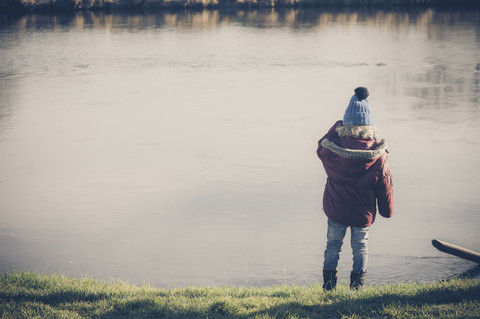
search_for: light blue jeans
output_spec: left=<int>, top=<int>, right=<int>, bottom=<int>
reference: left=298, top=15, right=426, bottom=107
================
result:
left=323, top=219, right=370, bottom=273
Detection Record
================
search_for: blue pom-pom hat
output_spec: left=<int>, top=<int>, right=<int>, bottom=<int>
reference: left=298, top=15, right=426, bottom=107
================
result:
left=343, top=87, right=373, bottom=126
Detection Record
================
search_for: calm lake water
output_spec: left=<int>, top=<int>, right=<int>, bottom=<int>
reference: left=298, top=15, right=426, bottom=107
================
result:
left=1, top=8, right=479, bottom=287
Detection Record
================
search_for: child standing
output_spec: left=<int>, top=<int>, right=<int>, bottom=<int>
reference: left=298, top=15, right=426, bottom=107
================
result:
left=316, top=87, right=394, bottom=290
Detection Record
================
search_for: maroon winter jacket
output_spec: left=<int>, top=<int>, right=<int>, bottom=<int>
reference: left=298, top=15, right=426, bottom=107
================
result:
left=317, top=120, right=394, bottom=227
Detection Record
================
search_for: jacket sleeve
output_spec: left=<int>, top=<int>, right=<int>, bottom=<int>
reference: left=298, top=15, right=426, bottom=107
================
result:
left=317, top=120, right=342, bottom=159
left=376, top=156, right=394, bottom=218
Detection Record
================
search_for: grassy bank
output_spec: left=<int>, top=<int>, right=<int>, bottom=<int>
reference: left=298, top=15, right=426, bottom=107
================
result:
left=1, top=272, right=479, bottom=318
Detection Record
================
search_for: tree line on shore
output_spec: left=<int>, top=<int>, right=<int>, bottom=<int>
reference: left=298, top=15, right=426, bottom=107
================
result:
left=1, top=0, right=478, bottom=13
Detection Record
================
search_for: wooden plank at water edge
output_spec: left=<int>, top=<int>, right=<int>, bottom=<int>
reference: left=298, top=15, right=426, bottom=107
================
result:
left=432, top=239, right=480, bottom=264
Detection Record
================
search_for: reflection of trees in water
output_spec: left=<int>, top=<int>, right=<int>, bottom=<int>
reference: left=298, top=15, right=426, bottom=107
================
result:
left=2, top=8, right=479, bottom=113
left=474, top=20, right=480, bottom=104
left=399, top=10, right=480, bottom=112
left=3, top=8, right=479, bottom=30
left=474, top=64, right=480, bottom=104
left=0, top=77, right=16, bottom=129
left=0, top=14, right=20, bottom=127
left=405, top=63, right=480, bottom=112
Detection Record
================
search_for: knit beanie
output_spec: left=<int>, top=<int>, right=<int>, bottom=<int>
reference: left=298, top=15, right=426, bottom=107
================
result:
left=343, top=87, right=373, bottom=126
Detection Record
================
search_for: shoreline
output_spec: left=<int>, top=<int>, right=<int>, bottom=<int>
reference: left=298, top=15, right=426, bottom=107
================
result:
left=1, top=0, right=479, bottom=14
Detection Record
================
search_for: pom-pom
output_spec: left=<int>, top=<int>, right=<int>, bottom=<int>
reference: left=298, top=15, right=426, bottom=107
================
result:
left=354, top=87, right=369, bottom=100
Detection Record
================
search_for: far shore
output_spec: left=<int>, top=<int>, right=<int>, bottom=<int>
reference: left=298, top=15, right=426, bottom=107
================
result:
left=1, top=0, right=479, bottom=14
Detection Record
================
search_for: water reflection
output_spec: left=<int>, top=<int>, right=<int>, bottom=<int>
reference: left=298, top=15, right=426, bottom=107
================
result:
left=1, top=8, right=479, bottom=31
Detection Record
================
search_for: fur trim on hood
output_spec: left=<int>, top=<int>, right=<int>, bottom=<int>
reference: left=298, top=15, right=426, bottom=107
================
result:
left=321, top=138, right=387, bottom=160
left=336, top=124, right=379, bottom=139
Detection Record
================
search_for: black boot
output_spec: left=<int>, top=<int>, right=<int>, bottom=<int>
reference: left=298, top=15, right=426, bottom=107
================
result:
left=350, top=271, right=366, bottom=290
left=322, top=269, right=337, bottom=291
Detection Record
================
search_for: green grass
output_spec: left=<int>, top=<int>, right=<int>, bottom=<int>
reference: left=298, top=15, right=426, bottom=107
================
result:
left=1, top=271, right=479, bottom=318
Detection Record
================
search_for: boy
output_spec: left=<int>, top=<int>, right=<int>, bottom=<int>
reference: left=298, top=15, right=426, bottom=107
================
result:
left=316, top=87, right=394, bottom=290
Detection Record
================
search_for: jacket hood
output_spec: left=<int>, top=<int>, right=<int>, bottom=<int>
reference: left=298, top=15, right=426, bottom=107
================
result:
left=321, top=137, right=387, bottom=161
left=336, top=124, right=379, bottom=139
